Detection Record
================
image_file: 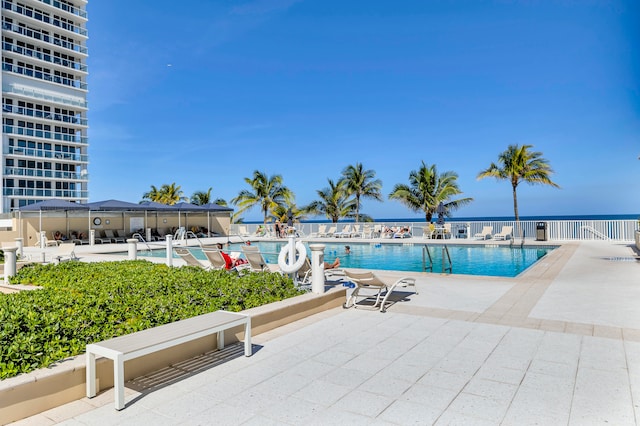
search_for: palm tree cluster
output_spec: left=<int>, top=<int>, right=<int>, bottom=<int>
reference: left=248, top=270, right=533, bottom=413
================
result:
left=141, top=145, right=559, bottom=224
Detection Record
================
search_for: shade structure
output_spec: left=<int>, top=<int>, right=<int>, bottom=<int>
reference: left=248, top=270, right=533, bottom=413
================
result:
left=18, top=199, right=90, bottom=239
left=86, top=199, right=148, bottom=211
left=18, top=199, right=90, bottom=211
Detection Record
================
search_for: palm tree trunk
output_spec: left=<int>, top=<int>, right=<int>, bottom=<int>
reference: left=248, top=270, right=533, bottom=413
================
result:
left=512, top=185, right=521, bottom=238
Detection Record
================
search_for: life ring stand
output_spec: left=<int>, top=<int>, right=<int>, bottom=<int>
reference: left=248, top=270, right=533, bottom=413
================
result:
left=278, top=241, right=307, bottom=274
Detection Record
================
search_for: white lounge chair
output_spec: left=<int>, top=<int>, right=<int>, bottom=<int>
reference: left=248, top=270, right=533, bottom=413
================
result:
left=494, top=226, right=513, bottom=241
left=322, top=225, right=337, bottom=237
left=55, top=243, right=78, bottom=262
left=238, top=225, right=250, bottom=237
left=202, top=248, right=249, bottom=272
left=343, top=270, right=417, bottom=313
left=241, top=246, right=280, bottom=273
left=175, top=248, right=211, bottom=270
left=474, top=226, right=493, bottom=240
left=423, top=225, right=435, bottom=239
left=334, top=224, right=352, bottom=238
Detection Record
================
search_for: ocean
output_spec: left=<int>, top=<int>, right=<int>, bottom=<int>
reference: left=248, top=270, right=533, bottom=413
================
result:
left=246, top=214, right=638, bottom=224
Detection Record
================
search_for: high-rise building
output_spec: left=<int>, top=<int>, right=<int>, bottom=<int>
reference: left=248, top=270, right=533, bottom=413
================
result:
left=1, top=0, right=88, bottom=212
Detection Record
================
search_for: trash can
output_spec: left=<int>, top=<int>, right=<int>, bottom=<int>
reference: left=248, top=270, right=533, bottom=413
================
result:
left=536, top=222, right=547, bottom=241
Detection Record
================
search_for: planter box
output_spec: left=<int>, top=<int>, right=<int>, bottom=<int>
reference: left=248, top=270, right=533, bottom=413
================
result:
left=0, top=287, right=346, bottom=424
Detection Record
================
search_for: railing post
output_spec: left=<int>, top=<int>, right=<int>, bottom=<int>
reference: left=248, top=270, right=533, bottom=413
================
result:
left=166, top=235, right=173, bottom=267
left=3, top=247, right=18, bottom=284
left=309, top=244, right=326, bottom=294
left=127, top=239, right=137, bottom=260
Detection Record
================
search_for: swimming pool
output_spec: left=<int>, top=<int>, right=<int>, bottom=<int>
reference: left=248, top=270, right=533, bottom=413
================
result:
left=129, top=242, right=556, bottom=278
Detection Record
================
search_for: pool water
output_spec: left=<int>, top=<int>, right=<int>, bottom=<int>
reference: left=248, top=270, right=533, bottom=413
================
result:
left=131, top=242, right=555, bottom=278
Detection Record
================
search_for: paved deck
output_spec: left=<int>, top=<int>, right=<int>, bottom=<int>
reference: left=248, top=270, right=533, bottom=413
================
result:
left=8, top=240, right=640, bottom=425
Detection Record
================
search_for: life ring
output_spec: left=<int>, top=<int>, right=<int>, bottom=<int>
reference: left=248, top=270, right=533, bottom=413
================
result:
left=277, top=241, right=307, bottom=274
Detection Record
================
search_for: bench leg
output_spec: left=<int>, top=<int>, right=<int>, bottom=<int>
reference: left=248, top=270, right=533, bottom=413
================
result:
left=244, top=318, right=252, bottom=357
left=217, top=330, right=224, bottom=351
left=114, top=354, right=125, bottom=410
left=86, top=351, right=96, bottom=398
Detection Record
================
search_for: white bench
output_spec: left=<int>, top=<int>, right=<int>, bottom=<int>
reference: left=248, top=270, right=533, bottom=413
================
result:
left=86, top=310, right=251, bottom=410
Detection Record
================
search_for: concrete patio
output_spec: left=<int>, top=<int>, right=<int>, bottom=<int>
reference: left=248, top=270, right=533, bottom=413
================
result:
left=7, top=240, right=640, bottom=425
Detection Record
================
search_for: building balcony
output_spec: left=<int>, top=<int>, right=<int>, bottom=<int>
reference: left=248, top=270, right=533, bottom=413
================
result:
left=4, top=125, right=87, bottom=144
left=3, top=84, right=88, bottom=109
left=4, top=167, right=88, bottom=181
left=2, top=21, right=88, bottom=55
left=2, top=62, right=87, bottom=90
left=6, top=146, right=88, bottom=163
left=2, top=104, right=88, bottom=126
left=2, top=1, right=88, bottom=37
left=34, top=0, right=88, bottom=20
left=3, top=188, right=89, bottom=199
left=3, top=41, right=88, bottom=72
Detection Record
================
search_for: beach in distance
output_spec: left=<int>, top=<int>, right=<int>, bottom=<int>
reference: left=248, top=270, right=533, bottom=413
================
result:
left=245, top=214, right=639, bottom=224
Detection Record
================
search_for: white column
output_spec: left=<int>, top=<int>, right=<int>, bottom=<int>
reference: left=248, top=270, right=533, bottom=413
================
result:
left=14, top=238, right=23, bottom=258
left=309, top=244, right=326, bottom=294
left=40, top=231, right=46, bottom=249
left=3, top=247, right=18, bottom=283
left=166, top=235, right=173, bottom=267
left=127, top=239, right=137, bottom=260
left=89, top=229, right=95, bottom=246
left=146, top=228, right=152, bottom=242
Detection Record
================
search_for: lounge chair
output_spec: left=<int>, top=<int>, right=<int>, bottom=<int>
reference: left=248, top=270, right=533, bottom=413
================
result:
left=361, top=225, right=372, bottom=238
left=319, top=225, right=336, bottom=237
left=238, top=225, right=250, bottom=237
left=372, top=225, right=382, bottom=238
left=493, top=226, right=513, bottom=241
left=334, top=224, right=352, bottom=238
left=104, top=229, right=125, bottom=243
left=296, top=257, right=313, bottom=285
left=241, top=246, right=280, bottom=273
left=202, top=248, right=249, bottom=272
left=351, top=224, right=361, bottom=238
left=95, top=230, right=112, bottom=244
left=343, top=270, right=417, bottom=313
left=313, top=224, right=326, bottom=237
left=71, top=231, right=90, bottom=245
left=422, top=225, right=435, bottom=239
left=175, top=248, right=211, bottom=270
left=54, top=243, right=78, bottom=262
left=474, top=226, right=493, bottom=240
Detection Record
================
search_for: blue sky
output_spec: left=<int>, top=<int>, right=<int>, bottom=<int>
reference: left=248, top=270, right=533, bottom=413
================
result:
left=85, top=0, right=639, bottom=221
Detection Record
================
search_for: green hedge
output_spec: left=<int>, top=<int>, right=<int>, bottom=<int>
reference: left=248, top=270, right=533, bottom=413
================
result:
left=0, top=260, right=303, bottom=380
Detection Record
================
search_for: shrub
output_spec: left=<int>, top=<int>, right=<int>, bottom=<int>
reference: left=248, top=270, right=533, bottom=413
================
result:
left=0, top=260, right=302, bottom=379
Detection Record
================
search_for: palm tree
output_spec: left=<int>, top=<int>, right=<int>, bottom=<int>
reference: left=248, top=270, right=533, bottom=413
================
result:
left=141, top=185, right=163, bottom=203
left=389, top=161, right=473, bottom=222
left=339, top=163, right=382, bottom=222
left=303, top=179, right=355, bottom=223
left=191, top=188, right=228, bottom=206
left=191, top=188, right=212, bottom=205
left=477, top=144, right=559, bottom=222
left=231, top=170, right=293, bottom=223
left=142, top=183, right=187, bottom=205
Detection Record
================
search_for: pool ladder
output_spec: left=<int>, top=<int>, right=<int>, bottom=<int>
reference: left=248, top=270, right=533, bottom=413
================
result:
left=422, top=245, right=452, bottom=274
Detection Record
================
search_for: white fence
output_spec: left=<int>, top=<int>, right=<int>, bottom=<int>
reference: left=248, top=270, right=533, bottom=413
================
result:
left=232, top=220, right=639, bottom=242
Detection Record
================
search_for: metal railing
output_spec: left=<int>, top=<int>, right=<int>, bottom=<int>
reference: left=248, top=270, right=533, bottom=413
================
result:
left=232, top=219, right=639, bottom=242
left=3, top=84, right=88, bottom=108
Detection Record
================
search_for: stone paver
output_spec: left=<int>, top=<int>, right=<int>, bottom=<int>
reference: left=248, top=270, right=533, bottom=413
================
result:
left=7, top=240, right=640, bottom=425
